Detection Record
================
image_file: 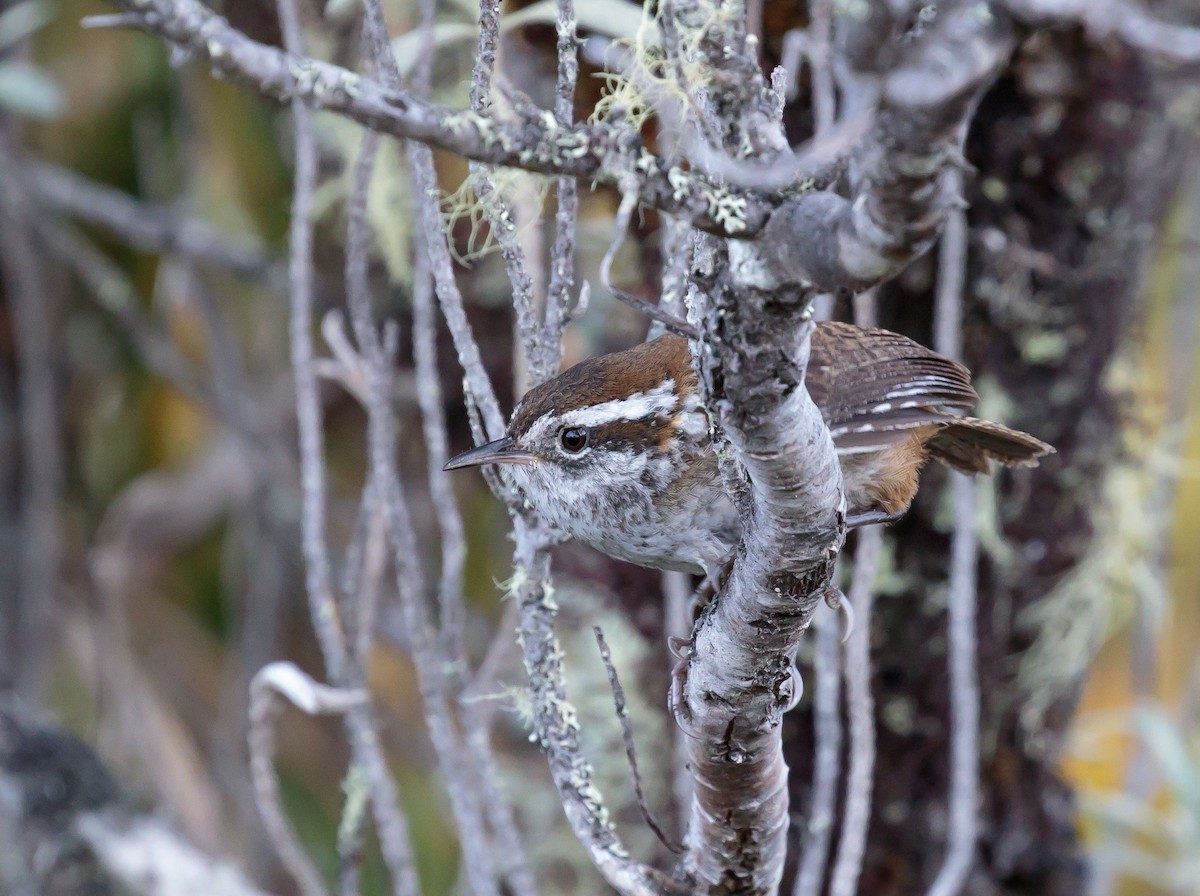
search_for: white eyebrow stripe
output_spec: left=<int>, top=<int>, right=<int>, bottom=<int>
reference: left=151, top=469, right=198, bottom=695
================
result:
left=558, top=379, right=678, bottom=429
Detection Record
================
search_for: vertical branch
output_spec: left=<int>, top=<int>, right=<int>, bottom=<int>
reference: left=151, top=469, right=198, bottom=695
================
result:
left=353, top=238, right=503, bottom=896
left=829, top=525, right=881, bottom=896
left=410, top=234, right=468, bottom=669
left=0, top=127, right=58, bottom=697
left=341, top=130, right=424, bottom=896
left=411, top=221, right=539, bottom=894
left=649, top=216, right=693, bottom=340
left=542, top=0, right=579, bottom=376
left=510, top=539, right=668, bottom=896
left=926, top=197, right=981, bottom=896
left=276, top=0, right=346, bottom=680
left=831, top=284, right=881, bottom=896
left=249, top=665, right=367, bottom=896
left=662, top=569, right=694, bottom=819
left=356, top=0, right=507, bottom=447
left=807, top=0, right=836, bottom=134
left=792, top=607, right=843, bottom=896
left=409, top=145, right=506, bottom=441
left=467, top=0, right=541, bottom=384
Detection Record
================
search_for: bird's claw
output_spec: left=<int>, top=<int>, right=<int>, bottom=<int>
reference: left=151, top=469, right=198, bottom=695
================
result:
left=667, top=635, right=691, bottom=660
left=669, top=657, right=702, bottom=739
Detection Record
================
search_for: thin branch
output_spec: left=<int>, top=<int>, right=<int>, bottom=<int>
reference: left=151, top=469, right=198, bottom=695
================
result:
left=600, top=185, right=698, bottom=340
left=103, top=0, right=775, bottom=236
left=809, top=0, right=836, bottom=134
left=828, top=525, right=882, bottom=896
left=248, top=663, right=367, bottom=896
left=339, top=139, right=424, bottom=896
left=510, top=541, right=673, bottom=896
left=353, top=303, right=503, bottom=896
left=278, top=0, right=346, bottom=682
left=410, top=143, right=507, bottom=440
left=344, top=21, right=503, bottom=888
left=926, top=201, right=981, bottom=896
left=542, top=0, right=580, bottom=375
left=464, top=0, right=540, bottom=385
left=593, top=626, right=682, bottom=855
left=408, top=216, right=539, bottom=891
left=28, top=161, right=273, bottom=276
left=1002, top=0, right=1200, bottom=66
left=792, top=605, right=843, bottom=896
left=0, top=128, right=58, bottom=697
left=611, top=285, right=699, bottom=340
left=410, top=234, right=468, bottom=672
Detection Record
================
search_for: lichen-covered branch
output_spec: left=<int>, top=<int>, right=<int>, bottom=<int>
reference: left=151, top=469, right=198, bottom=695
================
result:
left=679, top=239, right=843, bottom=895
left=756, top=3, right=1015, bottom=292
left=666, top=4, right=1019, bottom=893
left=103, top=0, right=775, bottom=236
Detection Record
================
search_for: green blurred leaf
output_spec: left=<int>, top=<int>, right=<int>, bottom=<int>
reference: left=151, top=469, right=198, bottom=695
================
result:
left=0, top=0, right=52, bottom=52
left=0, top=61, right=63, bottom=118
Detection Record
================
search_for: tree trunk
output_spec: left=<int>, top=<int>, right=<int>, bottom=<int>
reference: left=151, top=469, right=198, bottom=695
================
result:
left=784, top=28, right=1191, bottom=896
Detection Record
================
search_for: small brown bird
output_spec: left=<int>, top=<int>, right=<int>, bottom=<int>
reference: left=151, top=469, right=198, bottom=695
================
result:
left=445, top=322, right=1053, bottom=579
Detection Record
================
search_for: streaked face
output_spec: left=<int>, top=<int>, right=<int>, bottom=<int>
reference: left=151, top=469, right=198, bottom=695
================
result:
left=443, top=336, right=706, bottom=535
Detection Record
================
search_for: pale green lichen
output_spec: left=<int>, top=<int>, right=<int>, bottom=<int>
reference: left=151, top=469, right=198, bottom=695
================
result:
left=440, top=167, right=550, bottom=264
left=1017, top=353, right=1179, bottom=748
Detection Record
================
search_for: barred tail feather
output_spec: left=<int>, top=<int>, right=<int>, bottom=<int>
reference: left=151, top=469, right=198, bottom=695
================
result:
left=927, top=417, right=1055, bottom=474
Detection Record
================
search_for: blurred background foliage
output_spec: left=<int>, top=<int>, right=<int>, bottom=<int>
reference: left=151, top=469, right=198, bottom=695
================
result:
left=1, top=0, right=1198, bottom=894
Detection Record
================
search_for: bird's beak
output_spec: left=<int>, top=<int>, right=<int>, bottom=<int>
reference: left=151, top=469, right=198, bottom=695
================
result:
left=444, top=436, right=536, bottom=471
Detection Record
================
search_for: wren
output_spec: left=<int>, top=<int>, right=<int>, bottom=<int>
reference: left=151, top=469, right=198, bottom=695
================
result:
left=445, top=322, right=1053, bottom=580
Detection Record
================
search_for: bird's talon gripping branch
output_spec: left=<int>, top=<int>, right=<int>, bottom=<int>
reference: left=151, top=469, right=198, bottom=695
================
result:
left=669, top=657, right=702, bottom=740
left=667, top=635, right=692, bottom=660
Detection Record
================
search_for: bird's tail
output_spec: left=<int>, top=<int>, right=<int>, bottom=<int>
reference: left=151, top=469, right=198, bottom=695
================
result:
left=926, top=417, right=1054, bottom=475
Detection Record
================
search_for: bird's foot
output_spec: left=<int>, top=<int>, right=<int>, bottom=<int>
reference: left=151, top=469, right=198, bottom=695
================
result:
left=846, top=509, right=905, bottom=529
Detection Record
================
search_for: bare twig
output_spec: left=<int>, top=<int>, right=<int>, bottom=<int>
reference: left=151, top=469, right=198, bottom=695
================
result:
left=277, top=0, right=346, bottom=681
left=809, top=0, right=837, bottom=134
left=410, top=143, right=507, bottom=440
left=464, top=0, right=543, bottom=385
left=829, top=526, right=882, bottom=896
left=338, top=134, right=424, bottom=896
left=28, top=161, right=273, bottom=276
left=346, top=22, right=503, bottom=892
left=611, top=285, right=700, bottom=340
left=0, top=128, right=58, bottom=697
left=510, top=542, right=670, bottom=896
left=926, top=200, right=981, bottom=896
left=1002, top=0, right=1200, bottom=66
left=248, top=663, right=367, bottom=896
left=542, top=0, right=581, bottom=373
left=593, top=626, right=682, bottom=855
left=792, top=604, right=843, bottom=896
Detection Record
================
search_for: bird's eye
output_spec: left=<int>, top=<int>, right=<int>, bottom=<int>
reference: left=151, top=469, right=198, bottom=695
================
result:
left=558, top=427, right=590, bottom=454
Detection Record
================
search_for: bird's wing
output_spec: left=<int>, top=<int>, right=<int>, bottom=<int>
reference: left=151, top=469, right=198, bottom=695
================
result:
left=808, top=321, right=977, bottom=453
